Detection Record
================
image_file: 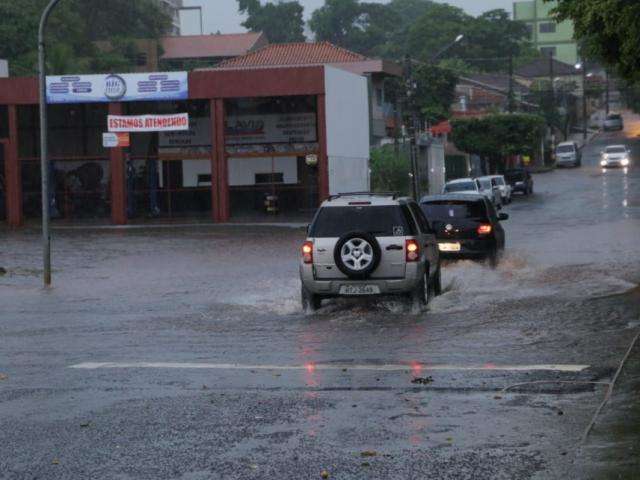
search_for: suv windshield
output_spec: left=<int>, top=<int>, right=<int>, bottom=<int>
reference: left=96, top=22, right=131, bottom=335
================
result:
left=556, top=145, right=575, bottom=153
left=422, top=200, right=487, bottom=220
left=310, top=205, right=414, bottom=237
left=607, top=114, right=622, bottom=120
left=444, top=181, right=475, bottom=192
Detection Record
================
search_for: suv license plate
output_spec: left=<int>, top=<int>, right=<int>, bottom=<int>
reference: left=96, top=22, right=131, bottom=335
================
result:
left=339, top=285, right=380, bottom=295
left=439, top=242, right=461, bottom=252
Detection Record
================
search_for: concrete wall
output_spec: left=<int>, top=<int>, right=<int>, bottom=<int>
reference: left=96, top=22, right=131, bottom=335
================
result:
left=323, top=66, right=370, bottom=195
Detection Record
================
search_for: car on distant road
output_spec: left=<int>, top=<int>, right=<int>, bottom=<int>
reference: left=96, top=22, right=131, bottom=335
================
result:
left=300, top=193, right=442, bottom=311
left=504, top=168, right=534, bottom=195
left=600, top=145, right=631, bottom=168
left=555, top=141, right=582, bottom=167
left=442, top=178, right=481, bottom=195
left=420, top=194, right=508, bottom=267
left=486, top=175, right=512, bottom=204
left=476, top=176, right=503, bottom=208
left=603, top=113, right=624, bottom=131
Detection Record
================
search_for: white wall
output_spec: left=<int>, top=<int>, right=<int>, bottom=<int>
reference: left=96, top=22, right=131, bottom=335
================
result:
left=0, top=60, right=8, bottom=78
left=324, top=66, right=370, bottom=195
left=182, top=159, right=211, bottom=187
left=228, top=156, right=298, bottom=186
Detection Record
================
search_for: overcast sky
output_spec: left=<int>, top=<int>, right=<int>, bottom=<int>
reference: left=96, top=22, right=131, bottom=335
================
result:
left=181, top=0, right=515, bottom=35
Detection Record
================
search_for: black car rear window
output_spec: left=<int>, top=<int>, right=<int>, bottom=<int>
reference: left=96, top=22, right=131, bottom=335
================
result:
left=421, top=200, right=488, bottom=220
left=505, top=170, right=526, bottom=181
left=310, top=205, right=415, bottom=237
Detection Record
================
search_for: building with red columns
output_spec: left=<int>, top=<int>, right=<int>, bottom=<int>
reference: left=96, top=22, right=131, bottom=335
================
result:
left=0, top=64, right=370, bottom=226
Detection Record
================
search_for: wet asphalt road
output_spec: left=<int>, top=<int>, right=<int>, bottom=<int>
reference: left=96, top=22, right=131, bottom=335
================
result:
left=1, top=122, right=640, bottom=479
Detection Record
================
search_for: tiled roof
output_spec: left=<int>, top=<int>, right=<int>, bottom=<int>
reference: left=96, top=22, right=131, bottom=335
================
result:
left=215, top=42, right=368, bottom=69
left=460, top=73, right=529, bottom=94
left=161, top=32, right=268, bottom=60
left=515, top=57, right=576, bottom=78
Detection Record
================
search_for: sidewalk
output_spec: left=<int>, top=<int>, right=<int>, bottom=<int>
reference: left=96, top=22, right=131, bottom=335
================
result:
left=575, top=288, right=640, bottom=479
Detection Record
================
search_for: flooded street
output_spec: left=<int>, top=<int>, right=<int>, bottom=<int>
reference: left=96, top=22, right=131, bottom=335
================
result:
left=1, top=128, right=639, bottom=479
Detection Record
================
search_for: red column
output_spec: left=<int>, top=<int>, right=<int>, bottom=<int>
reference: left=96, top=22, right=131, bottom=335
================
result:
left=209, top=99, right=220, bottom=222
left=213, top=98, right=229, bottom=222
left=317, top=94, right=329, bottom=201
left=5, top=105, right=22, bottom=227
left=108, top=103, right=127, bottom=225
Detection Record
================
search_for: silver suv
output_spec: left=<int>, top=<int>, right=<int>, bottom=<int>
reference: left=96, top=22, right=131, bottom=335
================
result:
left=300, top=193, right=442, bottom=311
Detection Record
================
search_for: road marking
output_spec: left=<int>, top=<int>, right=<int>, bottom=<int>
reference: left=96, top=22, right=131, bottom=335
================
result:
left=69, top=362, right=589, bottom=373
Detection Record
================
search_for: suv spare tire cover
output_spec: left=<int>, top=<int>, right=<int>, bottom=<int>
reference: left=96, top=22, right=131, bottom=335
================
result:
left=334, top=231, right=382, bottom=279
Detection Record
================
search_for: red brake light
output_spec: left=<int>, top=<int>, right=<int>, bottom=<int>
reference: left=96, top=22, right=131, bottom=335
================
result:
left=302, top=241, right=313, bottom=264
left=405, top=239, right=420, bottom=262
left=477, top=224, right=492, bottom=235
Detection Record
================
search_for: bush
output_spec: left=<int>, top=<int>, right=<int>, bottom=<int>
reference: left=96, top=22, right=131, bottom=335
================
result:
left=370, top=144, right=411, bottom=196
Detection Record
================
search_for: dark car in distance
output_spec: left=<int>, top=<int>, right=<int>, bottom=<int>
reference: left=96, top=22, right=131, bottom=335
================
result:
left=420, top=194, right=508, bottom=266
left=504, top=168, right=534, bottom=195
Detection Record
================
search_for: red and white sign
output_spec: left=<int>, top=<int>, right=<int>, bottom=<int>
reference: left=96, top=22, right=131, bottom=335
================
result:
left=107, top=113, right=190, bottom=132
left=102, top=132, right=130, bottom=148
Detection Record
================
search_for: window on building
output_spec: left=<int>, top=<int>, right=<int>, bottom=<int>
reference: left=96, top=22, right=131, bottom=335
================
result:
left=540, top=46, right=557, bottom=58
left=539, top=22, right=556, bottom=33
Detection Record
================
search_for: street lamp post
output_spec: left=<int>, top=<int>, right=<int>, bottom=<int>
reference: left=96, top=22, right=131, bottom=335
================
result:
left=575, top=61, right=592, bottom=142
left=403, top=34, right=463, bottom=199
left=38, top=0, right=62, bottom=286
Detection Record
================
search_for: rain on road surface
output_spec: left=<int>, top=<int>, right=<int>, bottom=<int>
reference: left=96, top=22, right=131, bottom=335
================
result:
left=1, top=123, right=639, bottom=479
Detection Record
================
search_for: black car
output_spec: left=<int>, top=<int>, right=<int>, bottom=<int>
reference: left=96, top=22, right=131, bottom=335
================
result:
left=504, top=168, right=534, bottom=195
left=420, top=194, right=508, bottom=266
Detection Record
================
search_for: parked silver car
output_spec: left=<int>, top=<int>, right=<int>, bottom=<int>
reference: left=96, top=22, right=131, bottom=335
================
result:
left=555, top=141, right=582, bottom=167
left=476, top=176, right=503, bottom=209
left=603, top=113, right=624, bottom=132
left=300, top=193, right=441, bottom=311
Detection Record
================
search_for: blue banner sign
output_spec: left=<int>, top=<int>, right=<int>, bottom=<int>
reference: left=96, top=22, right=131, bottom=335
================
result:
left=46, top=72, right=188, bottom=104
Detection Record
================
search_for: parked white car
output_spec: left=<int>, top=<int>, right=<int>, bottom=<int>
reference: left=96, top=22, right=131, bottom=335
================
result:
left=476, top=176, right=503, bottom=209
left=442, top=178, right=481, bottom=195
left=485, top=175, right=512, bottom=204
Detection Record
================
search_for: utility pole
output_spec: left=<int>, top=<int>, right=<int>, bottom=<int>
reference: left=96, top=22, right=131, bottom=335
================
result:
left=605, top=70, right=610, bottom=115
left=507, top=54, right=515, bottom=113
left=38, top=0, right=62, bottom=287
left=582, top=59, right=588, bottom=141
left=403, top=55, right=420, bottom=201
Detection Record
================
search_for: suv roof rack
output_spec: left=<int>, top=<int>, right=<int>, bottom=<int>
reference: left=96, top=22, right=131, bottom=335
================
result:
left=328, top=191, right=399, bottom=201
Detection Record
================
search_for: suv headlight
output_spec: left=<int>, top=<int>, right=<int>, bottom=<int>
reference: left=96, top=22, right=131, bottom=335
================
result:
left=600, top=159, right=607, bottom=166
left=621, top=158, right=630, bottom=166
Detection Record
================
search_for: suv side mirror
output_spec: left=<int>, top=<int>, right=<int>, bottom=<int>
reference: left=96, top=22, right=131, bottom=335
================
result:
left=306, top=224, right=311, bottom=235
left=498, top=213, right=509, bottom=221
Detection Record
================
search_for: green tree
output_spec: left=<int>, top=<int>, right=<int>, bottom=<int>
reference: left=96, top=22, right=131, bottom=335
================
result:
left=412, top=64, right=458, bottom=125
left=0, top=0, right=171, bottom=76
left=462, top=9, right=537, bottom=72
left=450, top=114, right=546, bottom=172
left=238, top=0, right=305, bottom=43
left=309, top=0, right=400, bottom=56
left=551, top=0, right=640, bottom=83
